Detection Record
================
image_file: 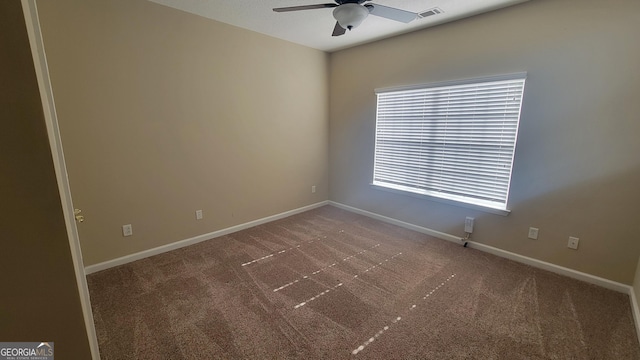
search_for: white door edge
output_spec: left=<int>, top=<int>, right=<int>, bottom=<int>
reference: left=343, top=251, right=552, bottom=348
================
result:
left=21, top=1, right=101, bottom=358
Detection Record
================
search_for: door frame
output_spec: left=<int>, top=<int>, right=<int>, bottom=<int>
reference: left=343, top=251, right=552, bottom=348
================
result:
left=21, top=1, right=101, bottom=358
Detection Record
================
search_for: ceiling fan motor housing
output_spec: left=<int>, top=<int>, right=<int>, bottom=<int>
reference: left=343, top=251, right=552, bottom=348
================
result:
left=333, top=3, right=370, bottom=30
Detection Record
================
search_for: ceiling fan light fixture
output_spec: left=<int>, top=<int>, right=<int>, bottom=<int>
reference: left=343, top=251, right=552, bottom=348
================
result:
left=333, top=3, right=369, bottom=30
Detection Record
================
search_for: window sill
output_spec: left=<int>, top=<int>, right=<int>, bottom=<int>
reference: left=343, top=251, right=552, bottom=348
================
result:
left=370, top=184, right=511, bottom=216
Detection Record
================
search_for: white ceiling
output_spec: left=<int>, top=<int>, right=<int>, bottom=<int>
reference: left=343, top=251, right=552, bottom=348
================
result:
left=148, top=0, right=529, bottom=52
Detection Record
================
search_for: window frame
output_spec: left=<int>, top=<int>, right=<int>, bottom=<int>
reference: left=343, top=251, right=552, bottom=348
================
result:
left=371, top=73, right=527, bottom=215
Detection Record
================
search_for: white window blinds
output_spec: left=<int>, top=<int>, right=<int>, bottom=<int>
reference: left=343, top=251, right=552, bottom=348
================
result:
left=373, top=74, right=526, bottom=211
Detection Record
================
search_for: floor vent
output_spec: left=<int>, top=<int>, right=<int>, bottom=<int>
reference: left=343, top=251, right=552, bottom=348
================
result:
left=418, top=7, right=443, bottom=18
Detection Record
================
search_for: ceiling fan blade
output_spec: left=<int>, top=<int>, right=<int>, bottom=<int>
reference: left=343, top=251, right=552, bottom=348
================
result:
left=332, top=21, right=346, bottom=37
left=366, top=3, right=418, bottom=23
left=273, top=4, right=337, bottom=12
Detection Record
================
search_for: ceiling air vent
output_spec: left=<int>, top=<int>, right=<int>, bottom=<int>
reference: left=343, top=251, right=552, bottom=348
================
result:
left=418, top=7, right=443, bottom=18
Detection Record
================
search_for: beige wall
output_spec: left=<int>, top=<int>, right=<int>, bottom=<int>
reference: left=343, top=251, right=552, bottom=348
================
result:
left=37, top=0, right=329, bottom=266
left=34, top=0, right=640, bottom=284
left=329, top=0, right=640, bottom=284
left=0, top=1, right=91, bottom=357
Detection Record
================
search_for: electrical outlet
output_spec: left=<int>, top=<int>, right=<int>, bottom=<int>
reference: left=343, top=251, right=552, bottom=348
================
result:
left=122, top=224, right=133, bottom=237
left=528, top=227, right=539, bottom=240
left=196, top=210, right=203, bottom=220
left=311, top=185, right=316, bottom=193
left=568, top=236, right=579, bottom=250
left=464, top=217, right=474, bottom=233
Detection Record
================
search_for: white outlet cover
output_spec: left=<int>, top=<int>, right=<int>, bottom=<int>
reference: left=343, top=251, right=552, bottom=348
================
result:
left=568, top=236, right=579, bottom=250
left=464, top=217, right=474, bottom=233
left=196, top=210, right=203, bottom=220
left=528, top=227, right=539, bottom=240
left=122, top=224, right=133, bottom=237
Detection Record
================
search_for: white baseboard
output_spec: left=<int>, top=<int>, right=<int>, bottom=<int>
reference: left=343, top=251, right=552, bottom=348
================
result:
left=466, top=241, right=631, bottom=293
left=630, top=289, right=640, bottom=346
left=328, top=201, right=630, bottom=294
left=84, top=201, right=329, bottom=274
left=328, top=201, right=462, bottom=243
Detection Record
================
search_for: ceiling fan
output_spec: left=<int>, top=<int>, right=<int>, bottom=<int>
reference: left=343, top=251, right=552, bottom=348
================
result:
left=273, top=0, right=419, bottom=37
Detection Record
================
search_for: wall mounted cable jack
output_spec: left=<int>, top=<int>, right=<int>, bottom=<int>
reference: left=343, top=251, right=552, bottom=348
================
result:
left=462, top=232, right=471, bottom=247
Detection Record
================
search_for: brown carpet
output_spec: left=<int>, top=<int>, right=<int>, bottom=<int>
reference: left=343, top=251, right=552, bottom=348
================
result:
left=87, top=205, right=640, bottom=359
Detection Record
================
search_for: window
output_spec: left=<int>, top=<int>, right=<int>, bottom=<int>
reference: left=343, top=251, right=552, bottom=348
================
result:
left=372, top=73, right=526, bottom=213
